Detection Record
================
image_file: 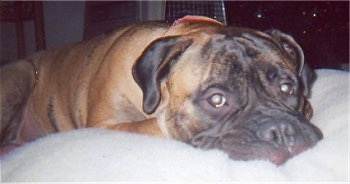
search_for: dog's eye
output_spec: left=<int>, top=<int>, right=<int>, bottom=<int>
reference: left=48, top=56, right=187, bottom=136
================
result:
left=208, top=94, right=226, bottom=108
left=280, top=83, right=294, bottom=95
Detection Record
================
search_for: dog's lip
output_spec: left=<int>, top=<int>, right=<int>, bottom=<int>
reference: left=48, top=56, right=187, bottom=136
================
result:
left=191, top=130, right=318, bottom=165
left=224, top=140, right=312, bottom=165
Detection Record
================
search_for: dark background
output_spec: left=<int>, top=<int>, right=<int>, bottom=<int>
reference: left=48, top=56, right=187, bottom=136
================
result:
left=1, top=1, right=348, bottom=70
left=224, top=1, right=349, bottom=70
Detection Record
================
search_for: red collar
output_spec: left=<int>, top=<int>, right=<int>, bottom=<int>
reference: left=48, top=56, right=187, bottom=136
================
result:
left=171, top=15, right=224, bottom=27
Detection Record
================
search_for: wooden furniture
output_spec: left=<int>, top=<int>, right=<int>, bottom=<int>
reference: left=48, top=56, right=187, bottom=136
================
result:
left=0, top=1, right=45, bottom=59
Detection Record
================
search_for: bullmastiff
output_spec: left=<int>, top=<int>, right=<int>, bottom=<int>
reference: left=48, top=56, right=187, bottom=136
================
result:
left=0, top=16, right=322, bottom=164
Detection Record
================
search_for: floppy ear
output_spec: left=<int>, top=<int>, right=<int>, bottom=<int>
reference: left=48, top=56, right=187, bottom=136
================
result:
left=132, top=36, right=193, bottom=114
left=266, top=29, right=316, bottom=97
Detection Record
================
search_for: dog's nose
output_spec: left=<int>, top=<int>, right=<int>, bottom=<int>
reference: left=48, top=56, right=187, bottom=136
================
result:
left=256, top=121, right=296, bottom=148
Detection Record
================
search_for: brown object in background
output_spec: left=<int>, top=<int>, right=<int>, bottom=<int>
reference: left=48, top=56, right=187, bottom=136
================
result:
left=0, top=1, right=45, bottom=59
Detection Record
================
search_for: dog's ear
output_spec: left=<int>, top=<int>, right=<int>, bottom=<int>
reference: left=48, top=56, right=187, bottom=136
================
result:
left=133, top=36, right=193, bottom=114
left=265, top=29, right=316, bottom=97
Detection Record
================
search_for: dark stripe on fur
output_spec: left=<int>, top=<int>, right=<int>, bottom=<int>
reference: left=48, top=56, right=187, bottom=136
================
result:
left=47, top=96, right=59, bottom=132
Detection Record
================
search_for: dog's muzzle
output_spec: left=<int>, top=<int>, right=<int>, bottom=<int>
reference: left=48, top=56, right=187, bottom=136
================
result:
left=191, top=112, right=323, bottom=165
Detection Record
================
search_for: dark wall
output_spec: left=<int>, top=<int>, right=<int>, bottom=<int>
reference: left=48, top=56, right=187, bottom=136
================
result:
left=225, top=1, right=349, bottom=70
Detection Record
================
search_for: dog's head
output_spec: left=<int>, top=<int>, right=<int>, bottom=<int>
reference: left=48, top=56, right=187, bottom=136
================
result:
left=132, top=26, right=322, bottom=165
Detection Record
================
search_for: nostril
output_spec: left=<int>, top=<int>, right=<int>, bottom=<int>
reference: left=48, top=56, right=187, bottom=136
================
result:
left=256, top=122, right=296, bottom=147
left=256, top=125, right=278, bottom=142
left=284, top=123, right=296, bottom=136
left=256, top=123, right=280, bottom=143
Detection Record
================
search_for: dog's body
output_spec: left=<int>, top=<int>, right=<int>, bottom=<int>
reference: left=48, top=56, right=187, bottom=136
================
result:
left=0, top=16, right=322, bottom=164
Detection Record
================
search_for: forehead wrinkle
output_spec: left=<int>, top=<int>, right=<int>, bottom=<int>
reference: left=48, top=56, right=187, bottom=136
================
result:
left=240, top=32, right=281, bottom=51
left=252, top=47, right=296, bottom=76
left=240, top=32, right=297, bottom=73
left=202, top=43, right=251, bottom=92
left=204, top=57, right=249, bottom=94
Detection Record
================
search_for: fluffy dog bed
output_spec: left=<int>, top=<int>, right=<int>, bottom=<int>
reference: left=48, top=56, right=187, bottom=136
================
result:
left=1, top=69, right=348, bottom=182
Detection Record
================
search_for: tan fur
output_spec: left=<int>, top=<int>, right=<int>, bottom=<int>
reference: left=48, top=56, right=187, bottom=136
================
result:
left=0, top=20, right=224, bottom=146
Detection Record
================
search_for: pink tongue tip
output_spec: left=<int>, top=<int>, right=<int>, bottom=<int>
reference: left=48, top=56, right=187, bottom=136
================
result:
left=172, top=15, right=224, bottom=26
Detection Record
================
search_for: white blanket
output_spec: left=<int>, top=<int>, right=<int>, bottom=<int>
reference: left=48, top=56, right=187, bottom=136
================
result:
left=1, top=69, right=348, bottom=182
